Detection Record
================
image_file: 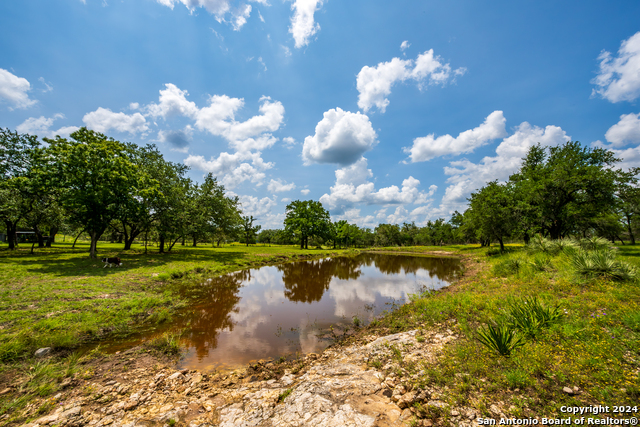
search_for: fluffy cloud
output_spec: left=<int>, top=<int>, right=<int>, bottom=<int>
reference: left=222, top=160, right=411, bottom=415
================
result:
left=356, top=50, right=466, bottom=113
left=194, top=95, right=284, bottom=151
left=0, top=68, right=36, bottom=109
left=404, top=111, right=507, bottom=162
left=238, top=194, right=278, bottom=218
left=604, top=112, right=640, bottom=146
left=592, top=31, right=640, bottom=103
left=184, top=150, right=273, bottom=188
left=319, top=157, right=435, bottom=210
left=289, top=0, right=323, bottom=48
left=302, top=108, right=377, bottom=166
left=332, top=208, right=376, bottom=228
left=16, top=114, right=78, bottom=138
left=157, top=125, right=193, bottom=151
left=300, top=189, right=310, bottom=195
left=83, top=107, right=149, bottom=134
left=267, top=178, right=296, bottom=193
left=232, top=4, right=252, bottom=31
left=146, top=84, right=199, bottom=119
left=400, top=41, right=410, bottom=52
left=433, top=121, right=570, bottom=216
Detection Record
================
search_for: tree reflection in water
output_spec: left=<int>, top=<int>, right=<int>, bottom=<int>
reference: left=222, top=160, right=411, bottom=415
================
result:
left=278, top=257, right=362, bottom=303
left=364, top=253, right=461, bottom=281
left=178, top=270, right=249, bottom=360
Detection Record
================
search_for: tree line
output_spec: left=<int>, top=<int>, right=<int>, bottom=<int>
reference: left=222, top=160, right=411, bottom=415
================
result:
left=273, top=142, right=639, bottom=250
left=1, top=128, right=245, bottom=258
left=3, top=127, right=639, bottom=255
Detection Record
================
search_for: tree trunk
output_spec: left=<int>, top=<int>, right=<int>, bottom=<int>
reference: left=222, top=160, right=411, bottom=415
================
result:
left=5, top=220, right=17, bottom=250
left=46, top=226, right=58, bottom=247
left=89, top=230, right=100, bottom=259
left=305, top=236, right=308, bottom=250
left=498, top=237, right=505, bottom=252
left=72, top=229, right=85, bottom=248
left=159, top=235, right=165, bottom=253
left=625, top=213, right=636, bottom=245
left=168, top=236, right=181, bottom=251
left=34, top=225, right=45, bottom=248
left=300, top=236, right=305, bottom=249
left=193, top=234, right=197, bottom=247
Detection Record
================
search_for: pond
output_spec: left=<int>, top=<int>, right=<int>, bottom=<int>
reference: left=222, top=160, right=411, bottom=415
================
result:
left=166, top=253, right=462, bottom=371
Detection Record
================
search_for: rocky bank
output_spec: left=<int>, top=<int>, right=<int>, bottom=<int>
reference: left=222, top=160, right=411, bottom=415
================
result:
left=7, top=323, right=497, bottom=427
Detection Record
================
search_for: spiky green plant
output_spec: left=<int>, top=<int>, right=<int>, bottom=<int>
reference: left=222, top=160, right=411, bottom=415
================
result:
left=476, top=324, right=525, bottom=356
left=570, top=250, right=637, bottom=282
left=507, top=297, right=562, bottom=339
left=530, top=255, right=553, bottom=272
left=577, top=236, right=613, bottom=252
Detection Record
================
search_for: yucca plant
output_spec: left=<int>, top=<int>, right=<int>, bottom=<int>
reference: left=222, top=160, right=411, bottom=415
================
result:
left=476, top=323, right=525, bottom=356
left=570, top=250, right=637, bottom=282
left=494, top=258, right=525, bottom=276
left=507, top=296, right=562, bottom=339
left=526, top=235, right=554, bottom=254
left=530, top=255, right=553, bottom=272
left=577, top=236, right=613, bottom=252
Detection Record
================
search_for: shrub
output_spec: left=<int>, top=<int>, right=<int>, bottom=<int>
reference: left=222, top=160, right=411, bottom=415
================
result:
left=476, top=324, right=524, bottom=356
left=506, top=296, right=562, bottom=339
left=530, top=255, right=553, bottom=272
left=494, top=258, right=524, bottom=276
left=577, top=236, right=613, bottom=252
left=570, top=250, right=637, bottom=282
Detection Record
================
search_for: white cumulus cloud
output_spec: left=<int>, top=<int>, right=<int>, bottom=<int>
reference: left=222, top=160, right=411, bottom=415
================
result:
left=0, top=69, right=36, bottom=109
left=157, top=125, right=193, bottom=152
left=146, top=83, right=199, bottom=119
left=404, top=110, right=507, bottom=162
left=302, top=108, right=377, bottom=165
left=267, top=178, right=296, bottom=193
left=184, top=151, right=272, bottom=189
left=289, top=0, right=323, bottom=48
left=592, top=31, right=640, bottom=103
left=356, top=49, right=466, bottom=113
left=195, top=95, right=284, bottom=151
left=16, top=114, right=79, bottom=138
left=433, top=121, right=570, bottom=216
left=604, top=112, right=640, bottom=147
left=319, top=157, right=435, bottom=211
left=83, top=108, right=149, bottom=134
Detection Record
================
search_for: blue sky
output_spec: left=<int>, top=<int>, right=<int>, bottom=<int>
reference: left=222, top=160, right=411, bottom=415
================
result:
left=2, top=0, right=640, bottom=229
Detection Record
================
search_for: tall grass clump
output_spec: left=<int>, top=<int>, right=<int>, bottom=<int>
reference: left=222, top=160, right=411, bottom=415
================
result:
left=570, top=249, right=637, bottom=282
left=506, top=296, right=562, bottom=339
left=527, top=235, right=577, bottom=256
left=576, top=236, right=613, bottom=252
left=476, top=324, right=524, bottom=356
left=147, top=331, right=183, bottom=356
left=530, top=255, right=553, bottom=272
left=493, top=258, right=525, bottom=276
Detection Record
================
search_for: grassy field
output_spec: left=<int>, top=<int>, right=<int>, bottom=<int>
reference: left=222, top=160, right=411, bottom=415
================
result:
left=0, top=240, right=344, bottom=363
left=367, top=242, right=640, bottom=420
left=1, top=239, right=639, bottom=423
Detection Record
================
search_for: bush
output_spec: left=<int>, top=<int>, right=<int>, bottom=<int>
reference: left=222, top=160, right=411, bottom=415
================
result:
left=576, top=236, right=613, bottom=252
left=476, top=324, right=524, bottom=356
left=530, top=255, right=553, bottom=272
left=506, top=296, right=562, bottom=339
left=493, top=258, right=524, bottom=276
left=570, top=250, right=637, bottom=282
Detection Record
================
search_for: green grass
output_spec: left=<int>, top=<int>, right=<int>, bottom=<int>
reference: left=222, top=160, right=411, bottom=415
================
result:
left=0, top=240, right=344, bottom=361
left=366, top=242, right=640, bottom=418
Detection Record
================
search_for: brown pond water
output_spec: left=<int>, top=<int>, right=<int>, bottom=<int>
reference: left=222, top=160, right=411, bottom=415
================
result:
left=104, top=253, right=461, bottom=371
